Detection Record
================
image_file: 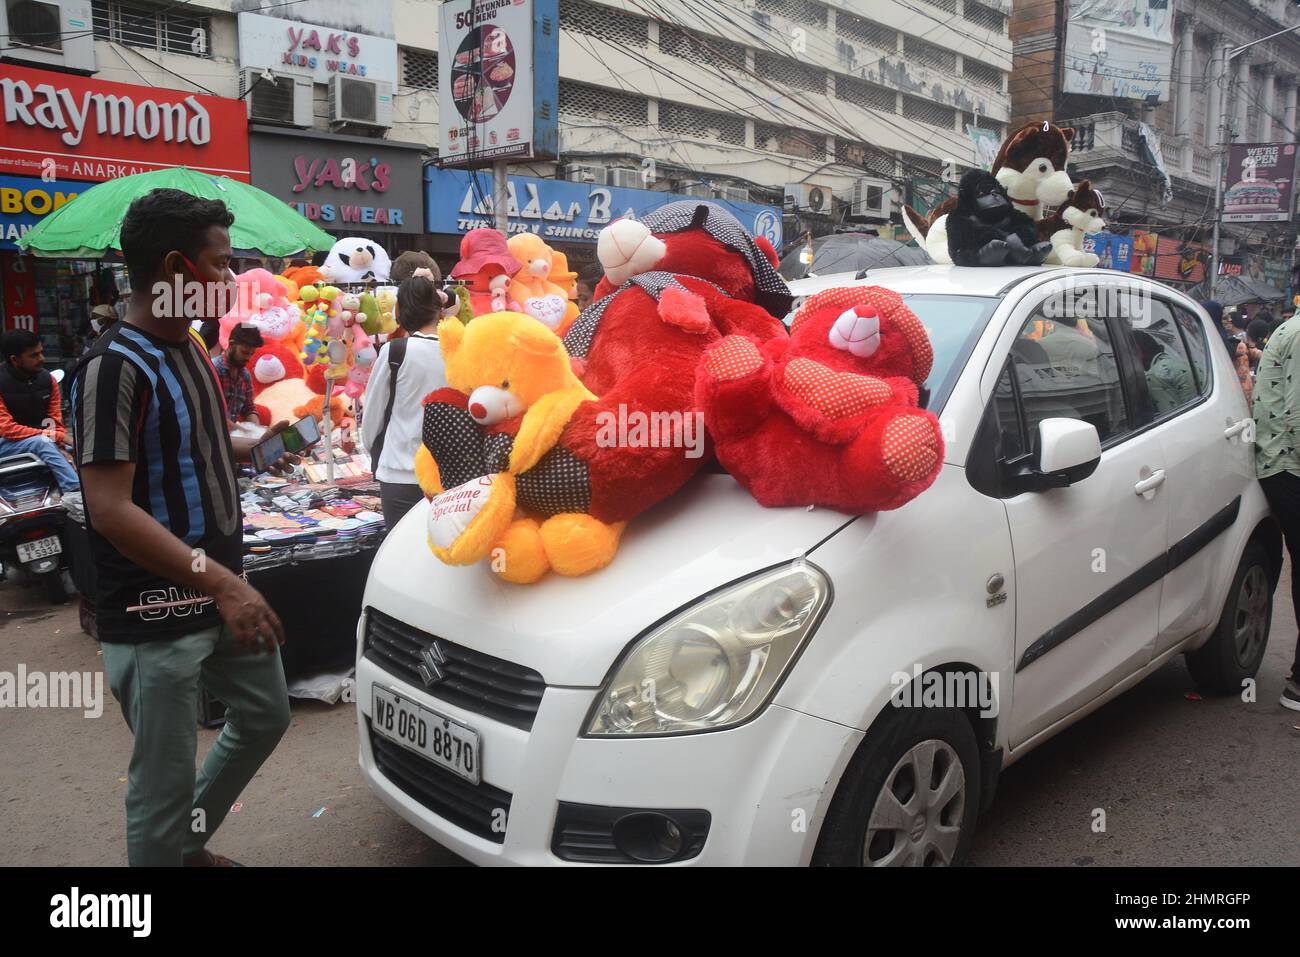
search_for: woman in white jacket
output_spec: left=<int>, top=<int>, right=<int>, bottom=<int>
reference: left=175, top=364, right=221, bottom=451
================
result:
left=361, top=277, right=448, bottom=526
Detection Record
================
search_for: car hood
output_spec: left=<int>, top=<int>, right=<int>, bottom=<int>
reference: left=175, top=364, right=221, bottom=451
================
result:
left=362, top=473, right=854, bottom=686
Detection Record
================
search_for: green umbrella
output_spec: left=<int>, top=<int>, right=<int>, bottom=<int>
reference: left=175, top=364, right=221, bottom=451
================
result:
left=16, top=166, right=334, bottom=258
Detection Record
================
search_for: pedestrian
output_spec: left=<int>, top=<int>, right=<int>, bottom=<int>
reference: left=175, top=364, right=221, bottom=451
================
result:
left=0, top=329, right=81, bottom=496
left=1247, top=319, right=1271, bottom=374
left=1252, top=314, right=1300, bottom=712
left=89, top=303, right=117, bottom=339
left=212, top=323, right=265, bottom=424
left=575, top=262, right=604, bottom=312
left=70, top=187, right=295, bottom=866
left=361, top=275, right=448, bottom=527
left=1277, top=303, right=1296, bottom=336
left=1203, top=300, right=1253, bottom=406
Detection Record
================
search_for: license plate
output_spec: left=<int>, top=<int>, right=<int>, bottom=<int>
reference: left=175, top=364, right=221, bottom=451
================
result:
left=17, top=536, right=61, bottom=563
left=372, top=686, right=480, bottom=785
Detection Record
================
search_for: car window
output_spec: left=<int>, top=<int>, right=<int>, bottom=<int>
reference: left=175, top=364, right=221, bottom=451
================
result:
left=1171, top=302, right=1212, bottom=395
left=900, top=295, right=997, bottom=413
left=1122, top=298, right=1202, bottom=415
left=1010, top=307, right=1129, bottom=453
left=990, top=360, right=1026, bottom=462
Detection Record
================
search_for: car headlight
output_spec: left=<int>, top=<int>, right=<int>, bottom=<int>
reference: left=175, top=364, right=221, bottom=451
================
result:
left=585, top=562, right=831, bottom=736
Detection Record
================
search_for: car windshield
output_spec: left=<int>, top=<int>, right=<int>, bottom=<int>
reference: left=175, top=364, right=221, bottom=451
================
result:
left=900, top=295, right=999, bottom=414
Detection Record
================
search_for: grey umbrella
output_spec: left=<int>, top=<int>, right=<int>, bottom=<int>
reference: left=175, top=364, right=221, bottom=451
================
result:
left=1186, top=274, right=1285, bottom=306
left=779, top=233, right=931, bottom=280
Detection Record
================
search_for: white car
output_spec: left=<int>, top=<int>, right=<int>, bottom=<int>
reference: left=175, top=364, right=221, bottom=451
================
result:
left=355, top=265, right=1278, bottom=866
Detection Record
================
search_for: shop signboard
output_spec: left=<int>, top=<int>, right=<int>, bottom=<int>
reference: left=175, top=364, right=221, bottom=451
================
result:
left=1, top=252, right=38, bottom=332
left=237, top=12, right=399, bottom=86
left=1129, top=229, right=1157, bottom=276
left=1222, top=143, right=1299, bottom=223
left=1082, top=230, right=1133, bottom=271
left=437, top=0, right=559, bottom=164
left=0, top=175, right=93, bottom=251
left=1063, top=0, right=1174, bottom=101
left=0, top=63, right=250, bottom=182
left=250, top=128, right=424, bottom=234
left=1153, top=236, right=1204, bottom=284
left=425, top=167, right=783, bottom=248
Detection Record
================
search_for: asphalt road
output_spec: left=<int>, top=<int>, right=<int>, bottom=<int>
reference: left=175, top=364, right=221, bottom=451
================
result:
left=1, top=568, right=1297, bottom=867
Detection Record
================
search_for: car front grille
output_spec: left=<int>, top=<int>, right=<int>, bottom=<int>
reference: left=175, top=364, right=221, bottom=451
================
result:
left=368, top=723, right=512, bottom=844
left=363, top=608, right=547, bottom=730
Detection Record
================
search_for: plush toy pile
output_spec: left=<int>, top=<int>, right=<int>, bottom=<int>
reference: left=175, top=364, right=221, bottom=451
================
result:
left=900, top=120, right=1105, bottom=268
left=415, top=202, right=945, bottom=584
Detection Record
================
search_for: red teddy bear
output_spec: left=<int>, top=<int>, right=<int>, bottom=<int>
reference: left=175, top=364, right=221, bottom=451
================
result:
left=696, top=286, right=944, bottom=512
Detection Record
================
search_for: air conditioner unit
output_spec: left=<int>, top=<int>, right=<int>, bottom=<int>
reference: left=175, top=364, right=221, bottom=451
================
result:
left=0, top=0, right=94, bottom=72
left=241, top=70, right=313, bottom=128
left=607, top=167, right=642, bottom=189
left=718, top=185, right=750, bottom=203
left=850, top=177, right=895, bottom=219
left=563, top=164, right=607, bottom=185
left=784, top=183, right=833, bottom=213
left=328, top=75, right=393, bottom=130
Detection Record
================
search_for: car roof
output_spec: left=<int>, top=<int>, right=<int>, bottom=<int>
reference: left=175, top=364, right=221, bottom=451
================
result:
left=784, top=264, right=1156, bottom=300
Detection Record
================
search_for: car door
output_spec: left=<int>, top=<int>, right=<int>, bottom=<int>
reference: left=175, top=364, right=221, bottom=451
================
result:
left=975, top=279, right=1168, bottom=749
left=1114, top=294, right=1256, bottom=656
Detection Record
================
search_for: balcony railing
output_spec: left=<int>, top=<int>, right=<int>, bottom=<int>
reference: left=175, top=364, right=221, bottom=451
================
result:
left=1061, top=112, right=1217, bottom=189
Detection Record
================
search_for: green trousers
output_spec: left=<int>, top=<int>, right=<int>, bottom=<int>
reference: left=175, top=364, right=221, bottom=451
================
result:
left=101, top=625, right=291, bottom=866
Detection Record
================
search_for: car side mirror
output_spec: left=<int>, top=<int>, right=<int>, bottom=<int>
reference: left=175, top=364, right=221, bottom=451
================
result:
left=1004, top=418, right=1101, bottom=492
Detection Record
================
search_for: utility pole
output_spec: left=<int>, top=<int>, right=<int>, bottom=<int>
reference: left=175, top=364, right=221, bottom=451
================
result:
left=1210, top=22, right=1300, bottom=298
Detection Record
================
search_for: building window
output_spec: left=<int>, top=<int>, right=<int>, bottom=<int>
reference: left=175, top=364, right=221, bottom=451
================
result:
left=903, top=94, right=957, bottom=129
left=836, top=140, right=896, bottom=177
left=754, top=0, right=827, bottom=28
left=962, top=112, right=1004, bottom=141
left=559, top=80, right=648, bottom=126
left=7, top=0, right=63, bottom=51
left=755, top=49, right=827, bottom=94
left=660, top=102, right=746, bottom=145
left=92, top=0, right=212, bottom=57
left=659, top=24, right=744, bottom=68
left=756, top=122, right=826, bottom=161
left=963, top=58, right=1003, bottom=90
left=559, top=0, right=648, bottom=48
left=902, top=153, right=944, bottom=178
left=837, top=10, right=896, bottom=53
left=834, top=73, right=895, bottom=113
left=401, top=48, right=438, bottom=92
left=963, top=2, right=1007, bottom=33
left=903, top=34, right=957, bottom=74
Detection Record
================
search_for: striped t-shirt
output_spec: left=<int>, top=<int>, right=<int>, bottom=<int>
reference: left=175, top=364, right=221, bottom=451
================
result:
left=70, top=322, right=242, bottom=643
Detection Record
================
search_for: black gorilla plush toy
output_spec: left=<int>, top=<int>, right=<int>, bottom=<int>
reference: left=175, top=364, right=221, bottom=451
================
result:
left=946, top=169, right=1052, bottom=267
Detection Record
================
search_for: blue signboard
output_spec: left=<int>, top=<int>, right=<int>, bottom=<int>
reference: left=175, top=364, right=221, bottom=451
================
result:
left=0, top=175, right=93, bottom=251
left=1083, top=230, right=1134, bottom=271
left=425, top=167, right=783, bottom=248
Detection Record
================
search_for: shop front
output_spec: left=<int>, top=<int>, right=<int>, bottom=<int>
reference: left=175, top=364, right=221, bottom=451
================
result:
left=0, top=63, right=249, bottom=367
left=423, top=166, right=784, bottom=272
left=249, top=126, right=429, bottom=267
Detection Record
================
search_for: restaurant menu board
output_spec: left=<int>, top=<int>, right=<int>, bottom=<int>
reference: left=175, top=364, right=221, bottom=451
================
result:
left=438, top=0, right=559, bottom=164
left=1223, top=143, right=1299, bottom=223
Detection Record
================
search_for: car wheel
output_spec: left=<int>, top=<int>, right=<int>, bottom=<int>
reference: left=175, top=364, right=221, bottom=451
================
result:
left=812, top=704, right=980, bottom=866
left=1186, top=541, right=1272, bottom=694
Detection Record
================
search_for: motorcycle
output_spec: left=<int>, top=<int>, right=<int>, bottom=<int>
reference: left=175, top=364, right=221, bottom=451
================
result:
left=0, top=370, right=72, bottom=604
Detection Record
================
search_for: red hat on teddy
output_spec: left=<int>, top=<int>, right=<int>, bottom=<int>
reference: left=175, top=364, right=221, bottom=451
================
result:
left=449, top=229, right=522, bottom=279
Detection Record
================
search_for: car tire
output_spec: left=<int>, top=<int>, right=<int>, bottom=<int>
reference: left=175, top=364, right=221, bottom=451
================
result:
left=1186, top=541, right=1272, bottom=695
left=812, top=704, right=980, bottom=867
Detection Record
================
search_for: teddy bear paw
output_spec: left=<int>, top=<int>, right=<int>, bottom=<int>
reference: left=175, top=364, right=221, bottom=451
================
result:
left=703, top=334, right=764, bottom=381
left=492, top=518, right=551, bottom=584
left=880, top=411, right=943, bottom=484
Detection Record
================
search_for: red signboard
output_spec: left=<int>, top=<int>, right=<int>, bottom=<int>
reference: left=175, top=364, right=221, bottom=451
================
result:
left=1153, top=236, right=1205, bottom=284
left=0, top=64, right=250, bottom=183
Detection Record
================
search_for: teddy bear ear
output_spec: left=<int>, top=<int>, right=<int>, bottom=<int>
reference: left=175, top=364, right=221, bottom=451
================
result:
left=438, top=317, right=466, bottom=359
left=754, top=235, right=780, bottom=269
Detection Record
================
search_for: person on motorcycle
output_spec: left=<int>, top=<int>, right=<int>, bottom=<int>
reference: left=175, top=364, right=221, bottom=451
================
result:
left=0, top=329, right=80, bottom=495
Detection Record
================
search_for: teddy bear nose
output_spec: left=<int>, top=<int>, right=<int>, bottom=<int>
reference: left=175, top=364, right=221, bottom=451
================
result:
left=829, top=307, right=882, bottom=358
left=597, top=218, right=667, bottom=286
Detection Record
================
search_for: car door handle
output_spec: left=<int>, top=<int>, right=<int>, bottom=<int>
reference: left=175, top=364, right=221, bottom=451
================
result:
left=1134, top=470, right=1166, bottom=495
left=1224, top=420, right=1250, bottom=439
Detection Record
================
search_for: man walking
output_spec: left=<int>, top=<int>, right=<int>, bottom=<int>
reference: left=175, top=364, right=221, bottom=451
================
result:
left=212, top=323, right=264, bottom=425
left=1251, top=308, right=1300, bottom=711
left=0, top=330, right=80, bottom=495
left=70, top=188, right=292, bottom=865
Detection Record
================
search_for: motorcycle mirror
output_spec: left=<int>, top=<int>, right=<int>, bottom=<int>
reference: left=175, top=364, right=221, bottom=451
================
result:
left=50, top=369, right=65, bottom=384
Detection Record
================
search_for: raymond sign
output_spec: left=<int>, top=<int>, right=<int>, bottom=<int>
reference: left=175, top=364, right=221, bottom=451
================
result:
left=0, top=63, right=250, bottom=182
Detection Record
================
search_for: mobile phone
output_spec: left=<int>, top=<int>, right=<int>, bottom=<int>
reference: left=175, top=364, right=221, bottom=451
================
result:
left=250, top=416, right=322, bottom=473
